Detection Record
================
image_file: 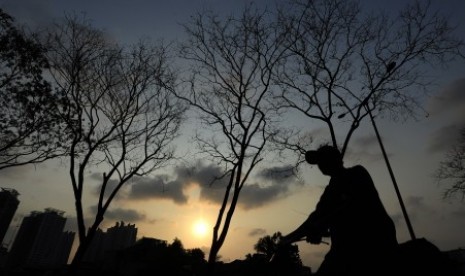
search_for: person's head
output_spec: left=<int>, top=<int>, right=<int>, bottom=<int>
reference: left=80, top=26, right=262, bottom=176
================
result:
left=305, top=145, right=343, bottom=176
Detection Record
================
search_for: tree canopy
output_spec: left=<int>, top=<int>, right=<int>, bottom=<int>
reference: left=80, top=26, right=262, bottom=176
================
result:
left=0, top=9, right=64, bottom=170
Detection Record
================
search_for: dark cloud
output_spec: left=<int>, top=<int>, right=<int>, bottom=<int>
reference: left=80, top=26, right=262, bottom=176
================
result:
left=391, top=212, right=404, bottom=227
left=198, top=182, right=228, bottom=205
left=89, top=205, right=146, bottom=222
left=392, top=195, right=437, bottom=225
left=129, top=175, right=188, bottom=204
left=104, top=208, right=146, bottom=222
left=450, top=208, right=465, bottom=218
left=91, top=176, right=127, bottom=201
left=1, top=0, right=54, bottom=29
left=88, top=163, right=299, bottom=210
left=0, top=164, right=34, bottom=180
left=239, top=182, right=291, bottom=210
left=427, top=78, right=465, bottom=117
left=198, top=165, right=298, bottom=209
left=353, top=135, right=378, bottom=148
left=426, top=79, right=465, bottom=153
left=89, top=173, right=102, bottom=181
left=256, top=165, right=295, bottom=185
left=406, top=195, right=437, bottom=217
left=248, top=228, right=267, bottom=237
left=64, top=216, right=95, bottom=233
left=406, top=196, right=426, bottom=209
left=87, top=164, right=223, bottom=205
left=427, top=124, right=462, bottom=153
left=345, top=135, right=385, bottom=163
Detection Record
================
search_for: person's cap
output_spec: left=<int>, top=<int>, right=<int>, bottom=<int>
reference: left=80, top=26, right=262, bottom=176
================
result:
left=305, top=145, right=341, bottom=164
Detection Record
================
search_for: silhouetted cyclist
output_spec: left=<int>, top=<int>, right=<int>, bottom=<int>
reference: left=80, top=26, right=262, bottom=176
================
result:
left=281, top=145, right=398, bottom=275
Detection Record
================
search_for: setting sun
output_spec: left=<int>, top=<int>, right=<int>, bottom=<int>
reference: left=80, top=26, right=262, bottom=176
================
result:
left=193, top=219, right=209, bottom=238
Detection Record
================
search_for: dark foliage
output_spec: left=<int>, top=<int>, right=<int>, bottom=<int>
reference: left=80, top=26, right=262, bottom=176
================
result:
left=0, top=9, right=64, bottom=170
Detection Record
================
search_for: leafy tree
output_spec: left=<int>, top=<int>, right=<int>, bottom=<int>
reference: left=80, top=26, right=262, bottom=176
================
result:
left=187, top=247, right=206, bottom=266
left=254, top=232, right=281, bottom=261
left=177, top=5, right=287, bottom=271
left=254, top=232, right=302, bottom=266
left=0, top=9, right=64, bottom=170
left=106, top=237, right=206, bottom=275
left=247, top=232, right=303, bottom=275
left=273, top=0, right=464, bottom=158
left=435, top=127, right=465, bottom=199
left=42, top=15, right=185, bottom=266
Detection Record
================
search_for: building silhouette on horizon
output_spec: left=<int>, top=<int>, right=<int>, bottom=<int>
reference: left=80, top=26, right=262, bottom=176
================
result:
left=0, top=188, right=20, bottom=247
left=83, top=221, right=137, bottom=263
left=6, top=208, right=75, bottom=269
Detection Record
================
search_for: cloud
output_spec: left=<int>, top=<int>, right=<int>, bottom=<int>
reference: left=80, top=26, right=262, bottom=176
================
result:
left=129, top=175, right=188, bottom=204
left=0, top=164, right=34, bottom=180
left=450, top=208, right=465, bottom=219
left=427, top=124, right=462, bottom=153
left=87, top=164, right=223, bottom=205
left=427, top=78, right=465, bottom=118
left=391, top=212, right=404, bottom=227
left=88, top=162, right=300, bottom=210
left=405, top=195, right=437, bottom=216
left=238, top=181, right=291, bottom=210
left=89, top=205, right=146, bottom=223
left=248, top=228, right=267, bottom=237
left=353, top=135, right=378, bottom=148
left=426, top=78, right=465, bottom=153
left=392, top=195, right=437, bottom=225
left=345, top=135, right=385, bottom=163
left=64, top=216, right=95, bottom=233
left=1, top=0, right=54, bottom=29
left=198, top=165, right=298, bottom=209
left=191, top=164, right=232, bottom=205
left=256, top=165, right=295, bottom=185
left=406, top=196, right=426, bottom=209
left=104, top=207, right=146, bottom=222
left=90, top=172, right=130, bottom=200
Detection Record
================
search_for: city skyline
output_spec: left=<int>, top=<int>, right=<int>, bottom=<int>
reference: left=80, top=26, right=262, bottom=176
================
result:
left=0, top=197, right=208, bottom=270
left=5, top=208, right=74, bottom=269
left=0, top=0, right=464, bottom=271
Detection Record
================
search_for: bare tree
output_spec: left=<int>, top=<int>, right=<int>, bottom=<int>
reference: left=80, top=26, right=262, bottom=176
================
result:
left=435, top=127, right=465, bottom=199
left=43, top=15, right=184, bottom=265
left=0, top=9, right=64, bottom=170
left=177, top=6, right=287, bottom=271
left=274, top=0, right=464, bottom=157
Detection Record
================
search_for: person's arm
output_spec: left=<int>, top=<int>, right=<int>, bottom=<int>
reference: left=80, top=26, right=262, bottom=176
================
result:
left=281, top=184, right=335, bottom=244
left=281, top=217, right=313, bottom=244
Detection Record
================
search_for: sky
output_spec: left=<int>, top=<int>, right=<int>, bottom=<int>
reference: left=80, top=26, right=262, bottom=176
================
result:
left=1, top=0, right=465, bottom=271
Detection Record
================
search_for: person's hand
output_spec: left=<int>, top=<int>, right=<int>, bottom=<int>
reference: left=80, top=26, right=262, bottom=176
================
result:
left=306, top=233, right=322, bottom=244
left=279, top=235, right=293, bottom=246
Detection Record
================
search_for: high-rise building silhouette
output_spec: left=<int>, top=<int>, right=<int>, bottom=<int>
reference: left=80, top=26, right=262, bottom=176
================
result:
left=0, top=188, right=20, bottom=246
left=105, top=221, right=137, bottom=251
left=83, top=221, right=137, bottom=263
left=6, top=208, right=75, bottom=269
left=82, top=228, right=106, bottom=262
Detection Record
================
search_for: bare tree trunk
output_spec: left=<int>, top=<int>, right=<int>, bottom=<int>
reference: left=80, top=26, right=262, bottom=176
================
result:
left=42, top=14, right=184, bottom=270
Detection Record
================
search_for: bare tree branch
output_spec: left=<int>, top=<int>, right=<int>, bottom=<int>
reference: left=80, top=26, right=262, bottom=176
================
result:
left=42, top=14, right=185, bottom=266
left=435, top=127, right=465, bottom=200
left=273, top=0, right=464, bottom=156
left=177, top=5, right=287, bottom=271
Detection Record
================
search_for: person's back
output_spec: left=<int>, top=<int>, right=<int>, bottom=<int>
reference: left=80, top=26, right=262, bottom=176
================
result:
left=281, top=145, right=398, bottom=275
left=322, top=165, right=397, bottom=273
left=329, top=166, right=396, bottom=246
